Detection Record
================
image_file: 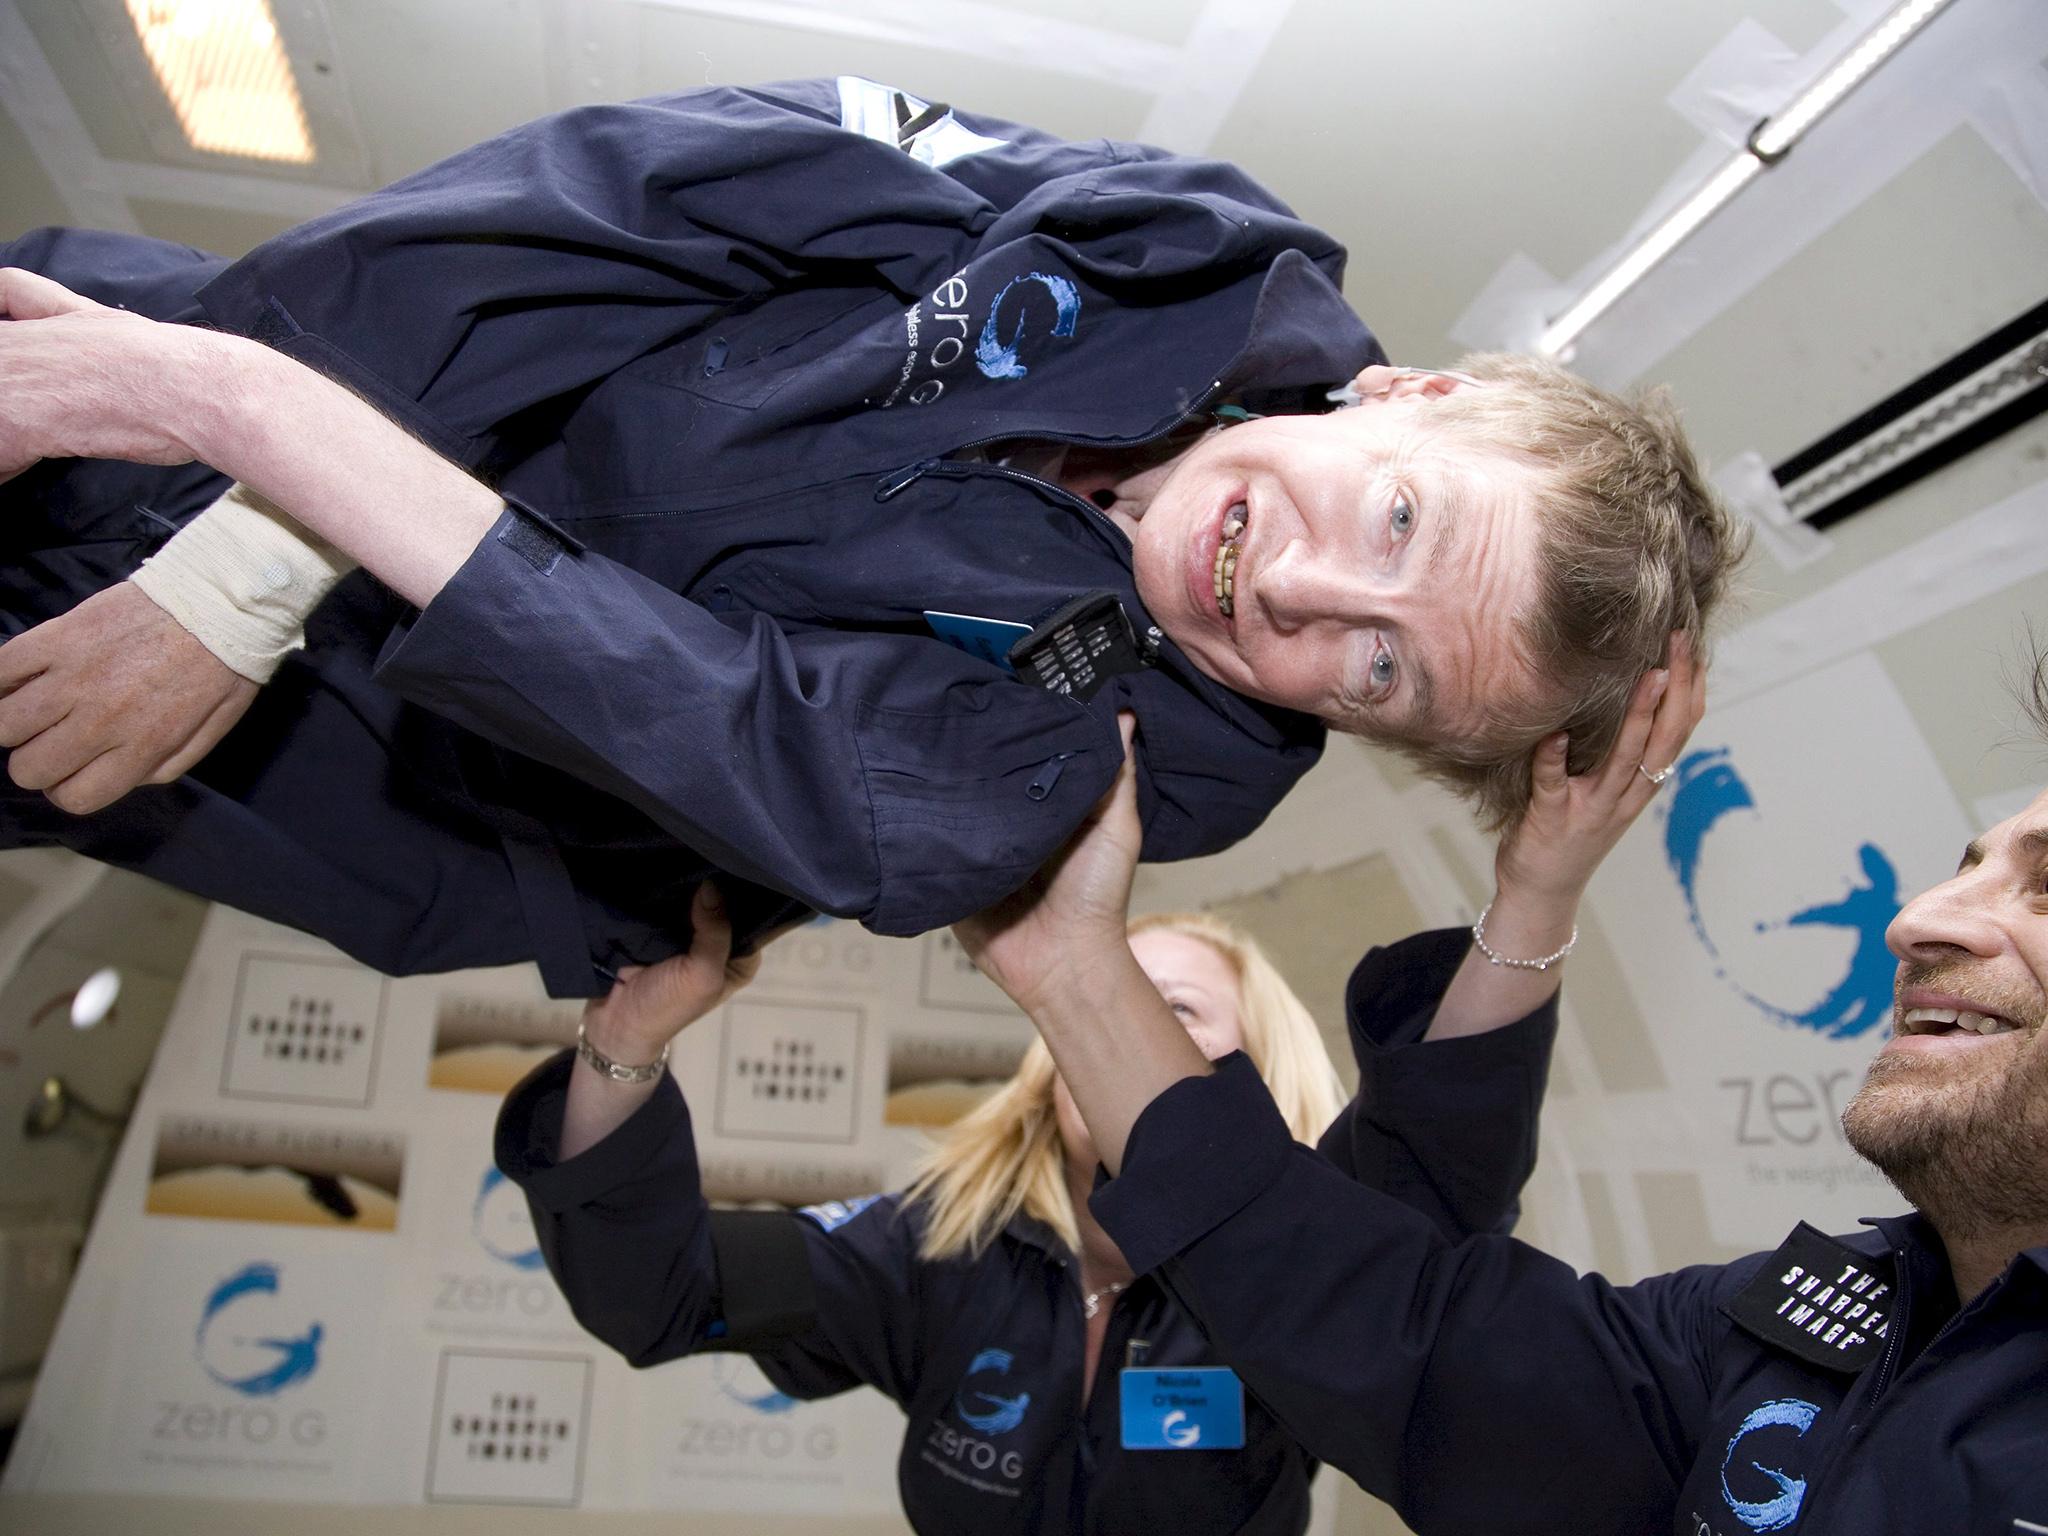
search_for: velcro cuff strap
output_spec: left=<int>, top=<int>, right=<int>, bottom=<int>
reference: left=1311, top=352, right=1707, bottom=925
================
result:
left=705, top=1209, right=818, bottom=1351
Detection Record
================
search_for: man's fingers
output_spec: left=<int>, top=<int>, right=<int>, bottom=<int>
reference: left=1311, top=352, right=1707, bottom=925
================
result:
left=5, top=716, right=101, bottom=793
left=0, top=267, right=106, bottom=321
left=44, top=747, right=146, bottom=817
left=0, top=629, right=53, bottom=696
left=0, top=675, right=70, bottom=749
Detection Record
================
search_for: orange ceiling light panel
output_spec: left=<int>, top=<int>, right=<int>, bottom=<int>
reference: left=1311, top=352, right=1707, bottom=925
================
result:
left=125, top=0, right=315, bottom=164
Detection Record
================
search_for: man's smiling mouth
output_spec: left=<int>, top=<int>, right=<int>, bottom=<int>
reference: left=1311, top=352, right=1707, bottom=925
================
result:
left=1899, top=1005, right=2024, bottom=1037
left=1213, top=503, right=1248, bottom=617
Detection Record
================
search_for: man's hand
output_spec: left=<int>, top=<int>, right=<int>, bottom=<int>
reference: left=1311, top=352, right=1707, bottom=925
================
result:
left=0, top=268, right=210, bottom=483
left=953, top=714, right=1143, bottom=1015
left=0, top=584, right=258, bottom=815
left=579, top=884, right=765, bottom=1065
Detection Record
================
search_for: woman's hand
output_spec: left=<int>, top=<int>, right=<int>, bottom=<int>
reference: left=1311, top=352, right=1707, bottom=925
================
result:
left=0, top=268, right=214, bottom=482
left=953, top=716, right=1207, bottom=1172
left=560, top=883, right=777, bottom=1158
left=580, top=883, right=763, bottom=1064
left=1430, top=633, right=1707, bottom=1041
left=953, top=714, right=1143, bottom=1016
left=1494, top=632, right=1707, bottom=909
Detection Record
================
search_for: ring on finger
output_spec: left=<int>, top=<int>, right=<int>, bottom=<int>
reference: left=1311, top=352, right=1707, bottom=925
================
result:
left=1637, top=762, right=1675, bottom=787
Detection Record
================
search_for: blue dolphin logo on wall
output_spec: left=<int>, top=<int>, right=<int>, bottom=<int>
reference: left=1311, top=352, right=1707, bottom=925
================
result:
left=1665, top=747, right=1900, bottom=1038
left=195, top=1261, right=323, bottom=1397
left=953, top=1347, right=1032, bottom=1435
left=975, top=272, right=1080, bottom=380
left=1720, top=1397, right=1819, bottom=1532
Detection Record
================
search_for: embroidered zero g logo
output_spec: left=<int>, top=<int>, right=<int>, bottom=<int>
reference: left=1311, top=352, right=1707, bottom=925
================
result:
left=1719, top=1397, right=1820, bottom=1533
left=952, top=1346, right=1031, bottom=1435
left=974, top=272, right=1081, bottom=380
left=883, top=269, right=1083, bottom=407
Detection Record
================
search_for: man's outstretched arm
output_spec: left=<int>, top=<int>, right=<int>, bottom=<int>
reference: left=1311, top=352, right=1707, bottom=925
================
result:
left=0, top=268, right=498, bottom=604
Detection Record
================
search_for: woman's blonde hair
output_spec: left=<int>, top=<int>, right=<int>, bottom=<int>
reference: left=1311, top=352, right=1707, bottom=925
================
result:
left=902, top=912, right=1347, bottom=1262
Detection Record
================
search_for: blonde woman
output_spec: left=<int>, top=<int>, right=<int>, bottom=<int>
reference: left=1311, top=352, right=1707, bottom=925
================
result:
left=497, top=863, right=1571, bottom=1535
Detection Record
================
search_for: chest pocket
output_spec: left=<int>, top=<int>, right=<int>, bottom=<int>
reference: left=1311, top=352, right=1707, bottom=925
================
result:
left=655, top=287, right=879, bottom=409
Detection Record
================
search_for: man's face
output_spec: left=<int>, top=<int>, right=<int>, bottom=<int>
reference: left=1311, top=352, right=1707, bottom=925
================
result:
left=1129, top=389, right=1547, bottom=741
left=1842, top=787, right=2048, bottom=1232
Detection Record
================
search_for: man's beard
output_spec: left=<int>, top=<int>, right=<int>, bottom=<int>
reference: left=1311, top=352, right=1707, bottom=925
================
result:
left=1841, top=962, right=2048, bottom=1240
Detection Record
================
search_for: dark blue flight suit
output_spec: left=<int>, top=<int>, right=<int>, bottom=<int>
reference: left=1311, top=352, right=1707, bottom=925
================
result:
left=1092, top=946, right=2048, bottom=1535
left=0, top=79, right=1379, bottom=994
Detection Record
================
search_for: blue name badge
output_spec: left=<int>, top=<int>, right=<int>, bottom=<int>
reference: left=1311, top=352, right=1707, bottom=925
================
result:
left=923, top=610, right=1032, bottom=672
left=1119, top=1367, right=1245, bottom=1450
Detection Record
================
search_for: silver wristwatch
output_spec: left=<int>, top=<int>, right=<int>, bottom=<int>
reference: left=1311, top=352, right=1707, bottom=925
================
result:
left=575, top=1021, right=670, bottom=1084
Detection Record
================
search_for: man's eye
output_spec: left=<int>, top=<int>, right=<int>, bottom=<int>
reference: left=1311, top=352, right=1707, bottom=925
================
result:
left=1168, top=1000, right=1195, bottom=1018
left=1370, top=649, right=1396, bottom=692
left=1390, top=497, right=1415, bottom=537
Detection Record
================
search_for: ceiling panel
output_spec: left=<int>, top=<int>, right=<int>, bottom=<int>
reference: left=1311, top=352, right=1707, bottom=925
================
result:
left=0, top=74, right=72, bottom=231
left=127, top=193, right=301, bottom=256
left=992, top=0, right=1196, bottom=49
left=1206, top=0, right=1850, bottom=361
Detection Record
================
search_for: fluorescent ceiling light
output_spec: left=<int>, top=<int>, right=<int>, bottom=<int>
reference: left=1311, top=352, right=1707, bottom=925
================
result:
left=1538, top=0, right=1959, bottom=358
left=126, top=0, right=315, bottom=164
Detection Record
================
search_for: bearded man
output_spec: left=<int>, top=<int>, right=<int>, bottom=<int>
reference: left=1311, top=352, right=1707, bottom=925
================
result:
left=952, top=663, right=2048, bottom=1536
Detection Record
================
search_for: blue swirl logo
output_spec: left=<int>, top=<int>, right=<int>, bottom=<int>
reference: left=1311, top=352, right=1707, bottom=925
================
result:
left=712, top=1355, right=799, bottom=1415
left=952, top=1347, right=1031, bottom=1435
left=1720, top=1397, right=1819, bottom=1531
left=195, top=1262, right=323, bottom=1397
left=975, top=273, right=1080, bottom=380
left=471, top=1166, right=546, bottom=1270
left=1665, top=747, right=1900, bottom=1038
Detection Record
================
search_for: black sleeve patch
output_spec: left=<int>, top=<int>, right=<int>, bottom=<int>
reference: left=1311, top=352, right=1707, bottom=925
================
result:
left=702, top=1208, right=818, bottom=1352
left=1721, top=1222, right=1894, bottom=1374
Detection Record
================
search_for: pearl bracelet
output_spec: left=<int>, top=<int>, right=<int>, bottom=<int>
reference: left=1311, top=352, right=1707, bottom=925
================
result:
left=1470, top=901, right=1578, bottom=971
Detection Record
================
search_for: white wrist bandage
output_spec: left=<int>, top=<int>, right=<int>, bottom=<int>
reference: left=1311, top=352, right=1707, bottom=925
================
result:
left=129, top=484, right=358, bottom=683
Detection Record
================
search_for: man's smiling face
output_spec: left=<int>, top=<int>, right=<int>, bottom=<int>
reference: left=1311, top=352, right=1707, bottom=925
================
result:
left=1843, top=786, right=2048, bottom=1232
left=1128, top=392, right=1547, bottom=745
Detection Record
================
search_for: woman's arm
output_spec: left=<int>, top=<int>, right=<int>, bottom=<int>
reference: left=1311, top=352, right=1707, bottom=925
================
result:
left=560, top=884, right=760, bottom=1158
left=954, top=716, right=1208, bottom=1173
left=498, top=894, right=923, bottom=1400
left=1316, top=647, right=1705, bottom=1234
left=1429, top=635, right=1704, bottom=1040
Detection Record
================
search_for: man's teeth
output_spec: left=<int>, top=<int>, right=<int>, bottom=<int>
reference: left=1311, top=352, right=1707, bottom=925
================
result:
left=1901, top=1006, right=2022, bottom=1036
left=1213, top=504, right=1248, bottom=617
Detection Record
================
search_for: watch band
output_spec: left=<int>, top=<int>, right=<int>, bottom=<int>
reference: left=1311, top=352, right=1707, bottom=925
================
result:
left=575, top=1021, right=670, bottom=1084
